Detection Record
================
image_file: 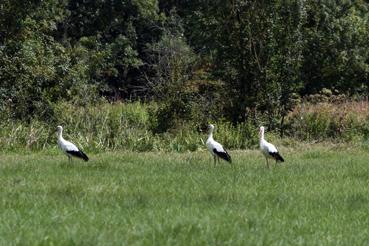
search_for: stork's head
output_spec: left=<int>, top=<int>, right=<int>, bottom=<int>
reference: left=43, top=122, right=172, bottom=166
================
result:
left=208, top=124, right=215, bottom=133
left=259, top=126, right=265, bottom=138
left=56, top=125, right=63, bottom=134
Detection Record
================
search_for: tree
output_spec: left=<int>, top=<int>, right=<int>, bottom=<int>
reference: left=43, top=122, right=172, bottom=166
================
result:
left=59, top=0, right=162, bottom=99
left=302, top=1, right=369, bottom=94
left=166, top=0, right=305, bottom=126
left=146, top=12, right=198, bottom=132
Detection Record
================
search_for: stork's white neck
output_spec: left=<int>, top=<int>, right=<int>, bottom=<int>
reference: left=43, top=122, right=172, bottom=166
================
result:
left=57, top=130, right=63, bottom=140
left=259, top=129, right=265, bottom=141
left=208, top=129, right=214, bottom=140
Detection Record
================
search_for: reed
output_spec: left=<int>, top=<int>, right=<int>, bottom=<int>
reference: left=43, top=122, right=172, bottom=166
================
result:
left=0, top=102, right=257, bottom=152
left=3, top=100, right=369, bottom=152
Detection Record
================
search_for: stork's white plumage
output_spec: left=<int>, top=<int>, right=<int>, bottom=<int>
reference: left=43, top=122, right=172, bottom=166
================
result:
left=206, top=124, right=232, bottom=165
left=259, top=126, right=284, bottom=168
left=57, top=125, right=89, bottom=163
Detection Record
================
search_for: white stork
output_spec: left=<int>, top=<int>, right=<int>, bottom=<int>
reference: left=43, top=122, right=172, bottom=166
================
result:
left=259, top=126, right=284, bottom=168
left=57, top=125, right=89, bottom=163
left=206, top=124, right=232, bottom=165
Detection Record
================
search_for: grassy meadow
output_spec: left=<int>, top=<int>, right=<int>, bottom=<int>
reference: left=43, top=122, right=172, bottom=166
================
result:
left=1, top=145, right=369, bottom=245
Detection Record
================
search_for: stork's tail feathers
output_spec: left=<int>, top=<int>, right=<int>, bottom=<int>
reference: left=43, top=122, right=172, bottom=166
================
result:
left=67, top=150, right=89, bottom=161
left=79, top=150, right=89, bottom=161
left=224, top=152, right=232, bottom=163
left=271, top=152, right=284, bottom=162
left=213, top=149, right=232, bottom=163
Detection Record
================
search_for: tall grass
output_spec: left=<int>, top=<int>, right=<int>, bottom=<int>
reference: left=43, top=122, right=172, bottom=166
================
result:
left=3, top=99, right=369, bottom=152
left=0, top=102, right=257, bottom=152
left=1, top=147, right=369, bottom=244
left=286, top=100, right=369, bottom=141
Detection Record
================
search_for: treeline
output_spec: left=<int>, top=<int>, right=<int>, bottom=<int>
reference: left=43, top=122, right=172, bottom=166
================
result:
left=1, top=0, right=369, bottom=132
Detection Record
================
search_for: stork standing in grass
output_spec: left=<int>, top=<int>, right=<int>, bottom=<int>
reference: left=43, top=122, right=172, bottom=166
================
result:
left=259, top=126, right=284, bottom=168
left=57, top=125, right=89, bottom=163
left=206, top=124, right=232, bottom=165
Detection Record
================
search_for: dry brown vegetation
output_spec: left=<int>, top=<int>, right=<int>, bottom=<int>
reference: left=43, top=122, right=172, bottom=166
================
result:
left=286, top=99, right=369, bottom=141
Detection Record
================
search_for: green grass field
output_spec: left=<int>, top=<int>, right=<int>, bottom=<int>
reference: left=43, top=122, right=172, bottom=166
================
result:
left=0, top=146, right=369, bottom=245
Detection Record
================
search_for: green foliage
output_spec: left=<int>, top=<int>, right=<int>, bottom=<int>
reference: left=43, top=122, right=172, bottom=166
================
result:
left=147, top=11, right=199, bottom=132
left=167, top=0, right=307, bottom=124
left=0, top=0, right=98, bottom=121
left=302, top=1, right=369, bottom=94
left=162, top=0, right=369, bottom=127
left=0, top=0, right=163, bottom=121
left=0, top=102, right=258, bottom=152
left=4, top=99, right=369, bottom=152
left=61, top=0, right=162, bottom=98
left=1, top=0, right=369, bottom=136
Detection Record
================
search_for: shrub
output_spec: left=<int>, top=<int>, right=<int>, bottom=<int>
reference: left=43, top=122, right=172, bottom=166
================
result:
left=286, top=100, right=369, bottom=141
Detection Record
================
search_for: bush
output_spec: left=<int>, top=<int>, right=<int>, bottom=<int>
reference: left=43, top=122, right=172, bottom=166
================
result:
left=285, top=100, right=369, bottom=141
